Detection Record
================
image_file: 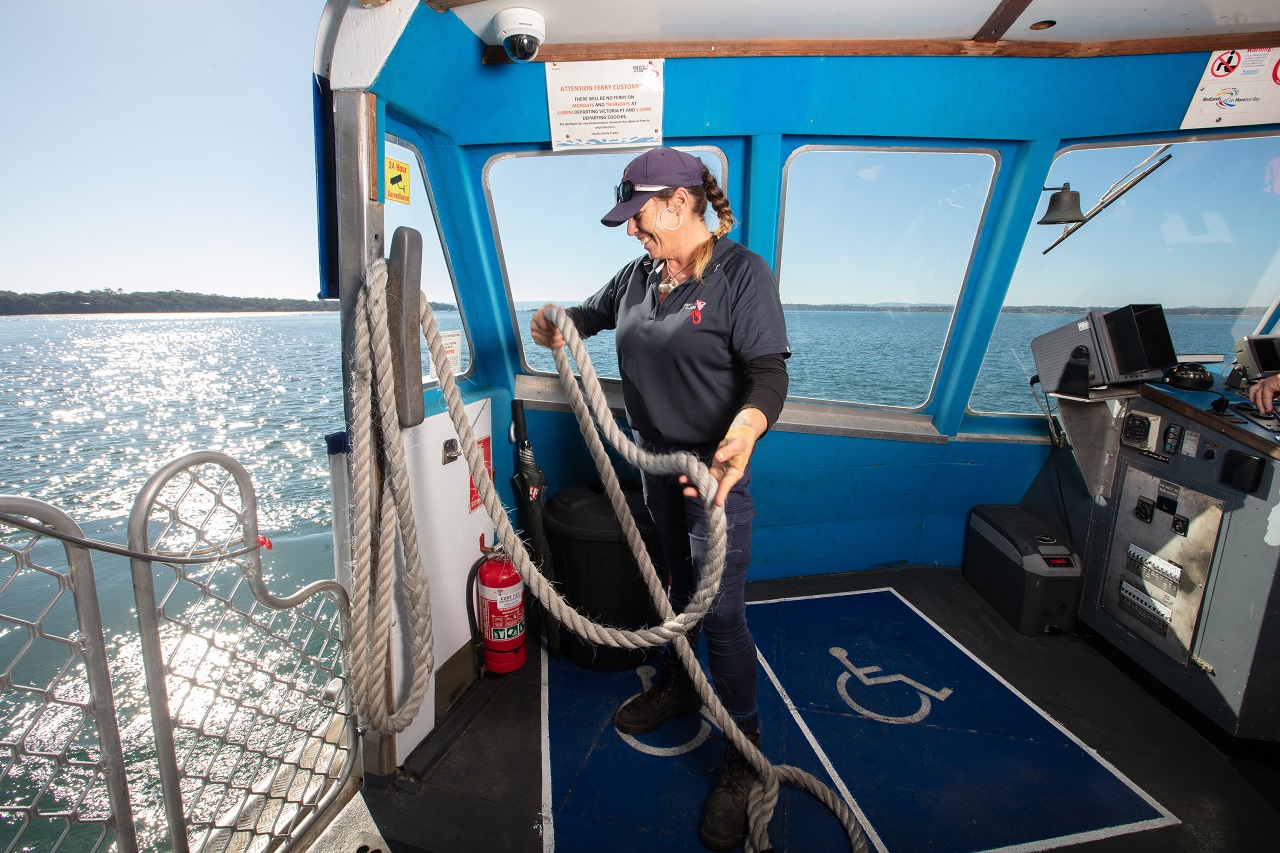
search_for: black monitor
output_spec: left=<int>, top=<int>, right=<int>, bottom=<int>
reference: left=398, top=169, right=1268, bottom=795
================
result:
left=1101, top=304, right=1177, bottom=380
left=1235, top=334, right=1280, bottom=380
left=1031, top=304, right=1178, bottom=395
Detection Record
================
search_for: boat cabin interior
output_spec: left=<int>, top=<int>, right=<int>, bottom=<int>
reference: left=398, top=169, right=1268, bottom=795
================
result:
left=303, top=2, right=1280, bottom=851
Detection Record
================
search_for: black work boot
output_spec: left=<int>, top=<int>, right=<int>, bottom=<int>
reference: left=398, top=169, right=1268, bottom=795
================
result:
left=614, top=663, right=702, bottom=734
left=699, top=732, right=761, bottom=851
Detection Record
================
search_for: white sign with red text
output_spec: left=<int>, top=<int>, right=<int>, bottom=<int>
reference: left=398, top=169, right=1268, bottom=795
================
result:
left=546, top=59, right=664, bottom=151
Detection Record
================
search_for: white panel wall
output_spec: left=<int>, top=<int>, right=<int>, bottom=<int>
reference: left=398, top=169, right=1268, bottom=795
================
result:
left=392, top=398, right=495, bottom=764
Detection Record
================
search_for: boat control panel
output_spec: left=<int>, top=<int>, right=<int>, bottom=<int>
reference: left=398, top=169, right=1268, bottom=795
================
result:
left=1078, top=376, right=1280, bottom=743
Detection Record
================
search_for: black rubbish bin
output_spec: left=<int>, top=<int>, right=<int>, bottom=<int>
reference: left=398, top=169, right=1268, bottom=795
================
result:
left=543, top=481, right=661, bottom=670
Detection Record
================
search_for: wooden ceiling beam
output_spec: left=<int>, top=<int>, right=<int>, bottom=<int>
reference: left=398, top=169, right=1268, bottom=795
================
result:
left=482, top=31, right=1280, bottom=63
left=973, top=0, right=1035, bottom=43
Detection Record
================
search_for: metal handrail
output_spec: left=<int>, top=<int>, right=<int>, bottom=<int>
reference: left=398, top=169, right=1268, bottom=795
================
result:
left=0, top=496, right=138, bottom=852
left=0, top=451, right=356, bottom=853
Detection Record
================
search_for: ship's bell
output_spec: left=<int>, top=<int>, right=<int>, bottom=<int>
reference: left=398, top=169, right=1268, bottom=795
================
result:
left=1037, top=183, right=1086, bottom=225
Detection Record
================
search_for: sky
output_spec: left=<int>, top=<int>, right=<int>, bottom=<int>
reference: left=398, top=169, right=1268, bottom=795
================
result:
left=0, top=1, right=323, bottom=300
left=2, top=3, right=1277, bottom=309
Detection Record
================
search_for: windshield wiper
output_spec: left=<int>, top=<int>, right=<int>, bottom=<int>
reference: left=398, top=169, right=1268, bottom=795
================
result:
left=1043, top=144, right=1173, bottom=254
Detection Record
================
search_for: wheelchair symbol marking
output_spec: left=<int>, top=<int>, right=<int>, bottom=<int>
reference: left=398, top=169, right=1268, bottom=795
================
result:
left=830, top=646, right=953, bottom=725
left=616, top=664, right=712, bottom=756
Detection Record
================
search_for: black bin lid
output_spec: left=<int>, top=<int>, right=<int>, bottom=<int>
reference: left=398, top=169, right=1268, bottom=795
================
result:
left=970, top=505, right=1069, bottom=557
left=544, top=481, right=651, bottom=542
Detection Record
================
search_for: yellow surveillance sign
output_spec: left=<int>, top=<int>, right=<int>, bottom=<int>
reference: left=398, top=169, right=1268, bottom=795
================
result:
left=385, top=157, right=410, bottom=204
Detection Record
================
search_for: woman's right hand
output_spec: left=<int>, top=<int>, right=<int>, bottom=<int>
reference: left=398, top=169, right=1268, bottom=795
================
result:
left=1249, top=374, right=1280, bottom=414
left=530, top=304, right=566, bottom=349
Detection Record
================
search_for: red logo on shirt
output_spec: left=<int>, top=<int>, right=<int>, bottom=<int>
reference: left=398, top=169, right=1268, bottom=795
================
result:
left=690, top=299, right=706, bottom=325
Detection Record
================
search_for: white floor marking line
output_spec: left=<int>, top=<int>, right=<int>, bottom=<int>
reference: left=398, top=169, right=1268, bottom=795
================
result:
left=755, top=647, right=890, bottom=853
left=540, top=634, right=554, bottom=853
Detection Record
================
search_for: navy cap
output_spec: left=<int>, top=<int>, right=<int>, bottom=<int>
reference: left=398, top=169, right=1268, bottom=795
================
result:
left=601, top=148, right=705, bottom=227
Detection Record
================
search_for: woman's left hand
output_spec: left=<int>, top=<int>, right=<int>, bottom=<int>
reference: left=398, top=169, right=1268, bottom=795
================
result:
left=682, top=408, right=767, bottom=507
left=530, top=303, right=566, bottom=349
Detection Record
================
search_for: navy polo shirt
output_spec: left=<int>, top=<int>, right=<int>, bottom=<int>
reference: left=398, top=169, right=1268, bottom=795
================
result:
left=572, top=238, right=790, bottom=448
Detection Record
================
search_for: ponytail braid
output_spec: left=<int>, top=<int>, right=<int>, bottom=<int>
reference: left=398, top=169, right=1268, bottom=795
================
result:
left=688, top=168, right=733, bottom=280
left=703, top=168, right=735, bottom=240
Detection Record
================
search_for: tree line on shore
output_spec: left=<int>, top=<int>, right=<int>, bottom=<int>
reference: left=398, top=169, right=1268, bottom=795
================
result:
left=0, top=290, right=459, bottom=315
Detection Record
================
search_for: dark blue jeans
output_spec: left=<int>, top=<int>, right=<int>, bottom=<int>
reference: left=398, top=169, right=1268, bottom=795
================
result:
left=639, top=437, right=759, bottom=735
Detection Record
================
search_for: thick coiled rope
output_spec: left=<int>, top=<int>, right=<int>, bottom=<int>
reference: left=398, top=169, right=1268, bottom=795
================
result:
left=347, top=259, right=435, bottom=734
left=537, top=305, right=867, bottom=853
left=417, top=303, right=723, bottom=649
left=411, top=284, right=866, bottom=852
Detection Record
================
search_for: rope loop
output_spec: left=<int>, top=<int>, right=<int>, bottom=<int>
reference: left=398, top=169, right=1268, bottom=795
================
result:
left=415, top=301, right=724, bottom=648
left=346, top=258, right=435, bottom=735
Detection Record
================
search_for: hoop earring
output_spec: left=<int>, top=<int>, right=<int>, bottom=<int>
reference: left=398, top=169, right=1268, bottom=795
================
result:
left=658, top=207, right=683, bottom=231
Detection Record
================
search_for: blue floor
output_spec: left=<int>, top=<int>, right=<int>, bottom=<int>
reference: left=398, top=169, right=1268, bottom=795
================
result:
left=544, top=589, right=1176, bottom=853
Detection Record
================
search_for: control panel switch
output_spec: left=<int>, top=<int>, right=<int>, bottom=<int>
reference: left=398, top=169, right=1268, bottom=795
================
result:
left=1135, top=497, right=1155, bottom=523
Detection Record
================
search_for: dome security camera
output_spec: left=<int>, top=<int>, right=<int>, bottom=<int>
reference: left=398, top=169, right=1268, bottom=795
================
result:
left=495, top=7, right=546, bottom=63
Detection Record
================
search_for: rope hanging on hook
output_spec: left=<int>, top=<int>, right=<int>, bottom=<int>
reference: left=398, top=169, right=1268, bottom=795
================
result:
left=346, top=258, right=435, bottom=735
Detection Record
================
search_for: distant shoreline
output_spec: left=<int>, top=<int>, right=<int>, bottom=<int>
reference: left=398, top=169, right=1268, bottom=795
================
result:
left=0, top=290, right=457, bottom=316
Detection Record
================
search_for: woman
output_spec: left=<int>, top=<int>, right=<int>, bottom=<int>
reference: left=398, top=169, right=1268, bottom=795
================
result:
left=530, top=146, right=789, bottom=851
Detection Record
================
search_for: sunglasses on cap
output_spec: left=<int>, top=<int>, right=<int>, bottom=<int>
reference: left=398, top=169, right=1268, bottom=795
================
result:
left=615, top=180, right=671, bottom=204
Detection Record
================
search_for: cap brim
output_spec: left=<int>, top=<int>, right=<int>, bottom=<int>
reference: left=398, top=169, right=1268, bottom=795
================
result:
left=601, top=191, right=657, bottom=227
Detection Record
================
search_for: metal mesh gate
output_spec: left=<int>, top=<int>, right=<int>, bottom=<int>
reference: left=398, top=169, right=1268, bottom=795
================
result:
left=0, top=451, right=355, bottom=853
left=0, top=498, right=136, bottom=852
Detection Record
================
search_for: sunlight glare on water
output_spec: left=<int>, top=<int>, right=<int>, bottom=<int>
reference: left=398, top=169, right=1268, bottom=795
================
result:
left=0, top=311, right=387, bottom=852
left=0, top=313, right=346, bottom=536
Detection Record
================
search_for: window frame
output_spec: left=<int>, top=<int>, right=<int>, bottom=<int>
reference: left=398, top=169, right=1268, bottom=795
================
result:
left=385, top=133, right=476, bottom=386
left=778, top=142, right=1002, bottom=413
left=968, top=129, right=1280, bottom=417
left=483, top=145, right=732, bottom=379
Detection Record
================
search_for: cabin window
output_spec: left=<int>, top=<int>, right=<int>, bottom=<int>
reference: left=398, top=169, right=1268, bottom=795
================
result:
left=779, top=147, right=997, bottom=409
left=384, top=137, right=472, bottom=380
left=971, top=133, right=1280, bottom=415
left=488, top=149, right=726, bottom=379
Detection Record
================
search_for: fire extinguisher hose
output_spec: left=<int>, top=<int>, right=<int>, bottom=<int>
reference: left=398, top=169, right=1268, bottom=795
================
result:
left=465, top=553, right=485, bottom=662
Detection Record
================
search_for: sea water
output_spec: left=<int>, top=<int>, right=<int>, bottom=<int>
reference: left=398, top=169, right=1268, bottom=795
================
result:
left=0, top=308, right=1250, bottom=844
left=519, top=308, right=1248, bottom=411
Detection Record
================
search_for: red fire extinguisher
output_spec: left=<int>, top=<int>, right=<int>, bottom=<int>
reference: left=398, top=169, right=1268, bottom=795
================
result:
left=468, top=548, right=526, bottom=674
